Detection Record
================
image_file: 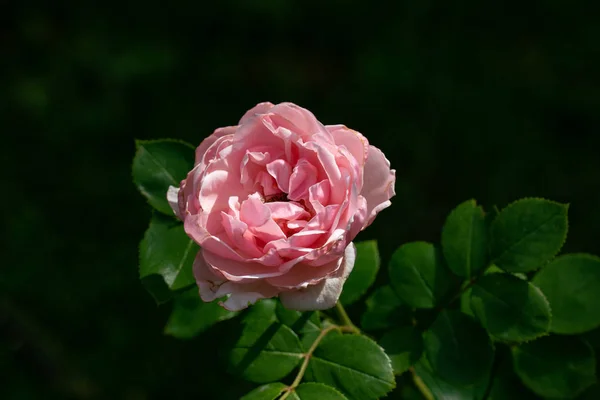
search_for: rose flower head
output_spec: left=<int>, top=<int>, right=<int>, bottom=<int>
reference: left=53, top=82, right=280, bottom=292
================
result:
left=167, top=102, right=395, bottom=311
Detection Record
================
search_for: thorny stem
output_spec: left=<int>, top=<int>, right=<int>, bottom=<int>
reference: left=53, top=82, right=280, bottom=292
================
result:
left=279, top=303, right=358, bottom=399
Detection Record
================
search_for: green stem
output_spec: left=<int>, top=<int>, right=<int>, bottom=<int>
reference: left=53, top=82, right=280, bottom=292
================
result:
left=432, top=265, right=493, bottom=321
left=410, top=367, right=434, bottom=400
left=280, top=302, right=359, bottom=399
left=334, top=302, right=359, bottom=333
left=280, top=324, right=356, bottom=399
left=438, top=276, right=478, bottom=312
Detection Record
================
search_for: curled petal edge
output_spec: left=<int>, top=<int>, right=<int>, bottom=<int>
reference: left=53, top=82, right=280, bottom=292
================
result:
left=167, top=185, right=181, bottom=219
left=279, top=242, right=356, bottom=311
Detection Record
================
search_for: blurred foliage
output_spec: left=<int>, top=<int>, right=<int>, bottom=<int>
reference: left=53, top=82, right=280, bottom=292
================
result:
left=2, top=0, right=600, bottom=399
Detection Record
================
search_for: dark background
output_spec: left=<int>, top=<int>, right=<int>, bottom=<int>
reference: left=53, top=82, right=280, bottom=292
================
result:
left=3, top=1, right=600, bottom=399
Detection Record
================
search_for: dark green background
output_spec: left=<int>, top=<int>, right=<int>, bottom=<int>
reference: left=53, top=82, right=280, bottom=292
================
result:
left=3, top=1, right=599, bottom=399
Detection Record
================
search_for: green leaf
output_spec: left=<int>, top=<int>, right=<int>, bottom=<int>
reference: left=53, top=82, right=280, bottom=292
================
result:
left=289, top=383, right=348, bottom=400
left=512, top=335, right=596, bottom=398
left=140, top=274, right=175, bottom=304
left=441, top=199, right=488, bottom=278
left=423, top=310, right=494, bottom=385
left=164, top=287, right=238, bottom=339
left=398, top=384, right=425, bottom=400
left=389, top=242, right=453, bottom=309
left=360, top=285, right=408, bottom=331
left=139, top=213, right=198, bottom=303
left=490, top=198, right=568, bottom=273
left=276, top=301, right=321, bottom=350
left=241, top=383, right=288, bottom=400
left=306, top=334, right=395, bottom=400
left=484, top=205, right=500, bottom=228
left=340, top=240, right=380, bottom=305
left=533, top=254, right=600, bottom=334
left=275, top=303, right=321, bottom=334
left=132, top=139, right=195, bottom=215
left=379, top=326, right=423, bottom=375
left=578, top=384, right=600, bottom=400
left=229, top=299, right=304, bottom=383
left=470, top=273, right=551, bottom=342
left=414, top=357, right=491, bottom=400
left=487, top=358, right=536, bottom=400
left=460, top=288, right=474, bottom=317
left=582, top=326, right=600, bottom=351
left=485, top=264, right=504, bottom=274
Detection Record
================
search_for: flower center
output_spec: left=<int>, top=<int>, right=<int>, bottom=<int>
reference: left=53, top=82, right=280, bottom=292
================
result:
left=264, top=192, right=289, bottom=203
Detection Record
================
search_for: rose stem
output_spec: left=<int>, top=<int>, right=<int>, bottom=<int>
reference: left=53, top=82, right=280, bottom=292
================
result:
left=334, top=301, right=359, bottom=333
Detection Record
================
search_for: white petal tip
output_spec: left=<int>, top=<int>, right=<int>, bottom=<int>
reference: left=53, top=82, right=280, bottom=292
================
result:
left=279, top=243, right=356, bottom=311
left=167, top=185, right=181, bottom=218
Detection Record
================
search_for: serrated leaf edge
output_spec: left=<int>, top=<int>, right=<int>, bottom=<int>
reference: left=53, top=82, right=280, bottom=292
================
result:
left=441, top=199, right=487, bottom=279
left=131, top=138, right=195, bottom=217
left=470, top=274, right=553, bottom=344
left=491, top=197, right=569, bottom=272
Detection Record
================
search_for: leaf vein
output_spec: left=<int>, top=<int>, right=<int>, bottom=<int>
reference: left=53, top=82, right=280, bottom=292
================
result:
left=140, top=145, right=178, bottom=185
left=233, top=348, right=304, bottom=357
left=465, top=209, right=475, bottom=278
left=407, top=261, right=434, bottom=301
left=170, top=238, right=194, bottom=287
left=494, top=210, right=563, bottom=263
left=311, top=357, right=394, bottom=386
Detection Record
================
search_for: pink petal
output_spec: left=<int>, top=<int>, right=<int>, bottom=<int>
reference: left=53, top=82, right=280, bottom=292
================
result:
left=304, top=203, right=338, bottom=231
left=234, top=115, right=286, bottom=153
left=287, top=220, right=307, bottom=230
left=203, top=248, right=284, bottom=281
left=263, top=238, right=313, bottom=260
left=308, top=180, right=331, bottom=214
left=220, top=287, right=278, bottom=311
left=240, top=194, right=286, bottom=242
left=256, top=171, right=280, bottom=196
left=268, top=103, right=333, bottom=142
left=346, top=195, right=368, bottom=241
left=183, top=135, right=235, bottom=215
left=266, top=201, right=310, bottom=221
left=197, top=158, right=246, bottom=214
left=221, top=212, right=263, bottom=258
left=177, top=179, right=188, bottom=217
left=279, top=243, right=356, bottom=310
left=194, top=126, right=237, bottom=166
left=336, top=146, right=364, bottom=191
left=327, top=125, right=369, bottom=166
left=228, top=196, right=241, bottom=219
left=288, top=158, right=318, bottom=201
left=266, top=255, right=342, bottom=289
left=304, top=141, right=342, bottom=195
left=301, top=221, right=349, bottom=264
left=193, top=251, right=279, bottom=311
left=239, top=102, right=275, bottom=124
left=271, top=126, right=298, bottom=163
left=266, top=159, right=292, bottom=193
left=240, top=193, right=271, bottom=227
left=193, top=251, right=227, bottom=302
left=240, top=150, right=269, bottom=190
left=361, top=145, right=396, bottom=227
left=288, top=229, right=327, bottom=249
left=198, top=169, right=229, bottom=211
left=184, top=213, right=247, bottom=261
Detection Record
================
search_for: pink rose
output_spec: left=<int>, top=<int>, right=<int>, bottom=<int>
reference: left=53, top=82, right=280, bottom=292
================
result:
left=167, top=102, right=395, bottom=311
